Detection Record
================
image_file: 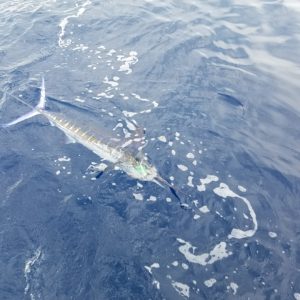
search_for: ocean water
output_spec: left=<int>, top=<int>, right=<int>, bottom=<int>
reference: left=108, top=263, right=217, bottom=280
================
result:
left=0, top=0, right=300, bottom=299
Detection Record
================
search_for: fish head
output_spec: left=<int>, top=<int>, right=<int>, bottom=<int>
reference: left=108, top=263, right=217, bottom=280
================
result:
left=126, top=157, right=158, bottom=181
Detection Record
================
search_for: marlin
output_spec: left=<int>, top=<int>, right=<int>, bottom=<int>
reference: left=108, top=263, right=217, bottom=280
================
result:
left=1, top=78, right=184, bottom=206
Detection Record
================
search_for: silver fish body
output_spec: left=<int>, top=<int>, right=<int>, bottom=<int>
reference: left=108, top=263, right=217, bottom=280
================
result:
left=40, top=110, right=159, bottom=182
left=1, top=78, right=168, bottom=187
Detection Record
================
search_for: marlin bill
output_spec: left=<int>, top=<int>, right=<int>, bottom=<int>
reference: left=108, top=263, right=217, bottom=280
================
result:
left=1, top=78, right=183, bottom=205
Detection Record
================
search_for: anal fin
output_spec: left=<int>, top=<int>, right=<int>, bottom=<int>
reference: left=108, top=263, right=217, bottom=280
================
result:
left=65, top=134, right=76, bottom=144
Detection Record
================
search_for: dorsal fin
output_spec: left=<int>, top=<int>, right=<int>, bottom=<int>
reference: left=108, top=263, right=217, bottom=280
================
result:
left=37, top=77, right=46, bottom=109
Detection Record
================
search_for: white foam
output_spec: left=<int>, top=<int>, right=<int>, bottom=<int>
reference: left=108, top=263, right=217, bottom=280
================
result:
left=238, top=185, right=247, bottom=192
left=181, top=203, right=190, bottom=209
left=58, top=18, right=71, bottom=47
left=187, top=176, right=194, bottom=187
left=133, top=193, right=143, bottom=201
left=137, top=182, right=143, bottom=188
left=171, top=281, right=190, bottom=298
left=56, top=170, right=61, bottom=175
left=158, top=136, right=167, bottom=143
left=144, top=262, right=160, bottom=274
left=228, top=282, right=239, bottom=295
left=186, top=153, right=195, bottom=159
left=153, top=279, right=160, bottom=289
left=123, top=111, right=138, bottom=118
left=243, top=213, right=249, bottom=219
left=58, top=156, right=71, bottom=162
left=268, top=232, right=277, bottom=238
left=177, top=239, right=232, bottom=266
left=193, top=214, right=200, bottom=220
left=171, top=149, right=176, bottom=156
left=24, top=247, right=42, bottom=296
left=197, top=175, right=219, bottom=192
left=63, top=194, right=73, bottom=203
left=58, top=0, right=91, bottom=47
left=123, top=128, right=131, bottom=139
left=97, top=92, right=114, bottom=99
left=75, top=96, right=85, bottom=102
left=166, top=197, right=172, bottom=202
left=294, top=293, right=300, bottom=300
left=204, top=278, right=217, bottom=287
left=172, top=261, right=179, bottom=267
left=182, top=263, right=189, bottom=270
left=117, top=52, right=138, bottom=74
left=213, top=183, right=258, bottom=239
left=107, top=49, right=116, bottom=56
left=177, top=164, right=188, bottom=172
left=140, top=109, right=152, bottom=114
left=131, top=93, right=149, bottom=102
left=193, top=200, right=199, bottom=206
left=72, top=43, right=88, bottom=52
left=113, top=123, right=123, bottom=131
left=147, top=196, right=157, bottom=202
left=152, top=101, right=159, bottom=107
left=103, top=76, right=119, bottom=87
left=199, top=205, right=210, bottom=213
left=6, top=177, right=23, bottom=201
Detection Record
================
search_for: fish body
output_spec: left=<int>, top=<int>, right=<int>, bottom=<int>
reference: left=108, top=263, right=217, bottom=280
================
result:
left=42, top=109, right=159, bottom=182
left=1, top=78, right=187, bottom=207
left=2, top=78, right=161, bottom=184
left=43, top=110, right=123, bottom=163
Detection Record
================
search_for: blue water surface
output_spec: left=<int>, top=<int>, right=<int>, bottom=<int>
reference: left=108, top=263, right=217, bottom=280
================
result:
left=0, top=1, right=300, bottom=299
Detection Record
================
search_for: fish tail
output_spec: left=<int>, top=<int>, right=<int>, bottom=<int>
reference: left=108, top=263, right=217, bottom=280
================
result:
left=0, top=77, right=46, bottom=128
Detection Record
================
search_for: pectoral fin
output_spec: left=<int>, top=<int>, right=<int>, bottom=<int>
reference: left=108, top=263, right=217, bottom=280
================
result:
left=87, top=163, right=109, bottom=178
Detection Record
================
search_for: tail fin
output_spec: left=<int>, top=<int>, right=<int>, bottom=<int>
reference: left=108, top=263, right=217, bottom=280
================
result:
left=0, top=78, right=46, bottom=128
